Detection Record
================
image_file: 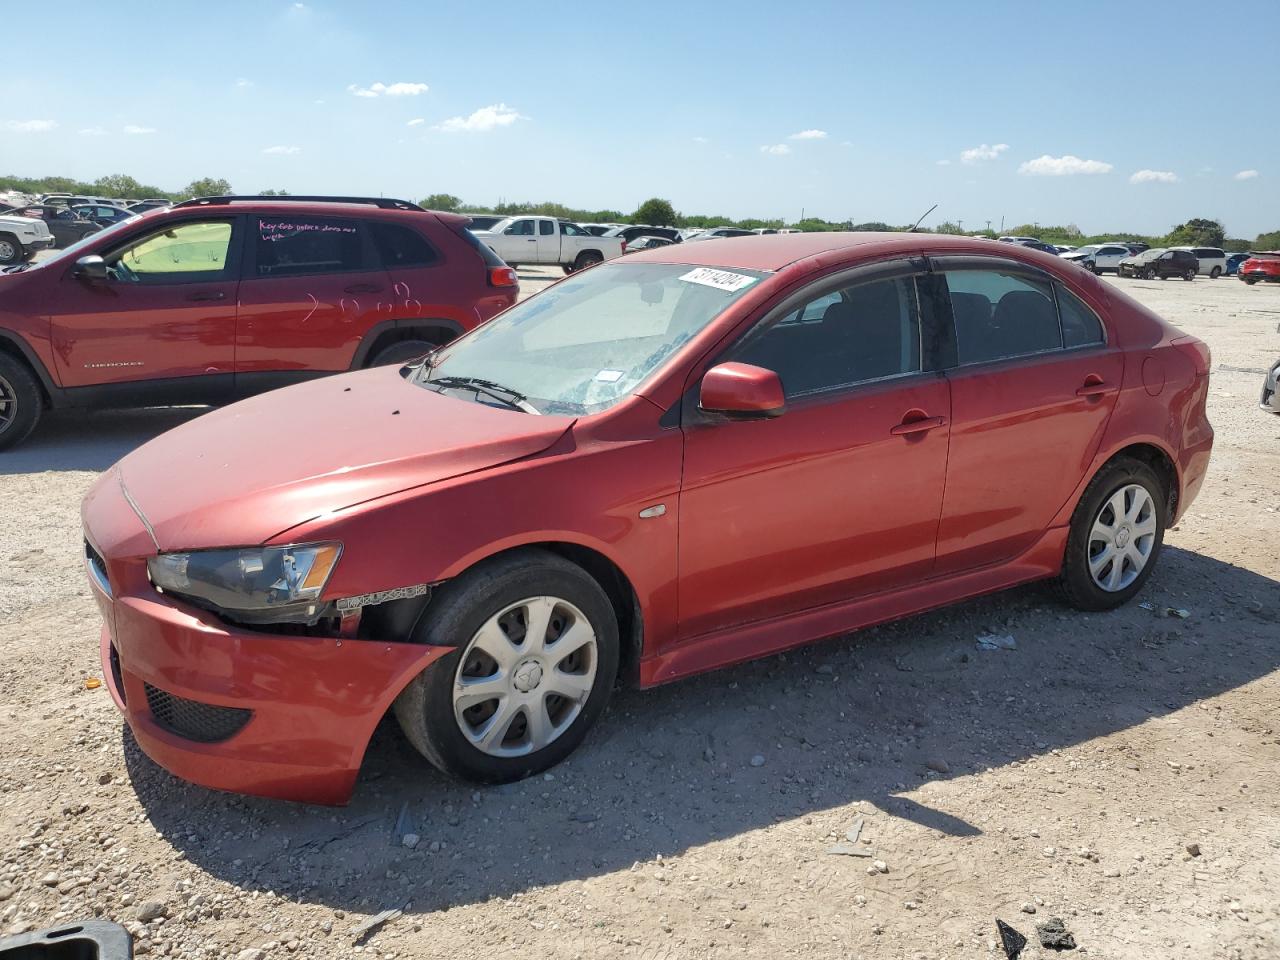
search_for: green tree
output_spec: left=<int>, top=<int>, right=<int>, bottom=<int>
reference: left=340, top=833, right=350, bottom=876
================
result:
left=93, top=174, right=144, bottom=198
left=257, top=188, right=291, bottom=196
left=421, top=193, right=462, bottom=212
left=1253, top=230, right=1280, bottom=250
left=179, top=177, right=233, bottom=199
left=632, top=198, right=677, bottom=226
left=1165, top=218, right=1225, bottom=247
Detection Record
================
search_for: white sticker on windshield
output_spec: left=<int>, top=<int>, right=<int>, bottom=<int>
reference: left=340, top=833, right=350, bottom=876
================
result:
left=594, top=369, right=624, bottom=383
left=678, top=267, right=758, bottom=293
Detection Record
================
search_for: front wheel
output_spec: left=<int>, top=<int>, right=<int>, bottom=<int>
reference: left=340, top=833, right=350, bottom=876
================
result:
left=572, top=251, right=605, bottom=273
left=0, top=234, right=23, bottom=266
left=394, top=549, right=619, bottom=783
left=1059, top=457, right=1166, bottom=611
left=0, top=353, right=42, bottom=451
left=1243, top=278, right=1258, bottom=285
left=1183, top=268, right=1196, bottom=281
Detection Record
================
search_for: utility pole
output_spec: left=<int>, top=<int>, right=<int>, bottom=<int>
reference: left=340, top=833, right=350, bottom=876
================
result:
left=985, top=219, right=992, bottom=232
left=1000, top=216, right=1005, bottom=232
left=957, top=219, right=963, bottom=233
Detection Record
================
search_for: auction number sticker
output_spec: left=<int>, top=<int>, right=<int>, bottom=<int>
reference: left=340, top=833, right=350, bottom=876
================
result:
left=678, top=267, right=758, bottom=292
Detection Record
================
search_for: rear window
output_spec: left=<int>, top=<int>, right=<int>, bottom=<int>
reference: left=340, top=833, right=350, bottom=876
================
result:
left=371, top=222, right=439, bottom=267
left=254, top=216, right=367, bottom=277
left=454, top=225, right=508, bottom=268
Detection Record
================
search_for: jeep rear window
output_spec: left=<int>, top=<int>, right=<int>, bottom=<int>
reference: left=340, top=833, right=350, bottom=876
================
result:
left=371, top=222, right=440, bottom=268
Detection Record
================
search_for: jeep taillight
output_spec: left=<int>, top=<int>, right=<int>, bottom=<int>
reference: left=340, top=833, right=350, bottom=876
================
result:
left=1171, top=335, right=1211, bottom=378
left=488, top=266, right=518, bottom=288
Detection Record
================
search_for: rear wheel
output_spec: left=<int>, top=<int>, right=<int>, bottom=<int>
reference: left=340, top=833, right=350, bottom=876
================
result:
left=1059, top=457, right=1166, bottom=611
left=393, top=549, right=619, bottom=783
left=368, top=338, right=439, bottom=367
left=0, top=234, right=23, bottom=266
left=1244, top=278, right=1258, bottom=285
left=0, top=353, right=42, bottom=451
left=572, top=251, right=604, bottom=273
left=1183, top=268, right=1196, bottom=281
left=1209, top=266, right=1222, bottom=279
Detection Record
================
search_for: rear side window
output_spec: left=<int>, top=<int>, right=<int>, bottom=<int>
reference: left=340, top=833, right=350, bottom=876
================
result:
left=561, top=222, right=588, bottom=236
left=1055, top=284, right=1104, bottom=348
left=733, top=275, right=922, bottom=398
left=254, top=217, right=366, bottom=277
left=944, top=270, right=1061, bottom=364
left=370, top=222, right=439, bottom=268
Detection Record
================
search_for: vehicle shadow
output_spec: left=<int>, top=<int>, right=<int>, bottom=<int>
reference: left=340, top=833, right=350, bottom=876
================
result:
left=125, top=546, right=1279, bottom=916
left=0, top=408, right=205, bottom=475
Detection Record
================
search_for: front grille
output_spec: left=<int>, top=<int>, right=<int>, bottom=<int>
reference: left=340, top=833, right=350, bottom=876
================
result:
left=109, top=643, right=126, bottom=705
left=143, top=684, right=251, bottom=743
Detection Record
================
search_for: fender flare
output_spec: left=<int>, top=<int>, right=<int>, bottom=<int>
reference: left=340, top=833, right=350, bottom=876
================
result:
left=348, top=317, right=465, bottom=370
left=0, top=328, right=64, bottom=407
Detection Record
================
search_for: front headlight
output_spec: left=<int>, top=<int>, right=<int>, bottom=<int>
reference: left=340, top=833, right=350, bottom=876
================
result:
left=147, top=542, right=341, bottom=624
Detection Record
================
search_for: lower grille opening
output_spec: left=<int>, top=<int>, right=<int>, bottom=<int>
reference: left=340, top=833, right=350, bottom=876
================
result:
left=143, top=684, right=251, bottom=743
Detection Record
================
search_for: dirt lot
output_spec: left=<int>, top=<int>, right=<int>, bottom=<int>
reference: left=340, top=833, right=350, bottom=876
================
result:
left=2, top=267, right=1278, bottom=960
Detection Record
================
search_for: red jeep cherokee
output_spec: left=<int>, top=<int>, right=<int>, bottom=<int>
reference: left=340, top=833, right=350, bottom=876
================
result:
left=0, top=196, right=517, bottom=449
left=82, top=233, right=1212, bottom=804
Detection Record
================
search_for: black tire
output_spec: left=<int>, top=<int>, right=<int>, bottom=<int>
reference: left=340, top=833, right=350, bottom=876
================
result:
left=0, top=353, right=43, bottom=451
left=368, top=339, right=438, bottom=367
left=1143, top=268, right=1155, bottom=280
left=1183, top=269, right=1195, bottom=281
left=1243, top=278, right=1258, bottom=285
left=393, top=549, right=620, bottom=783
left=1058, top=457, right=1167, bottom=612
left=1209, top=266, right=1221, bottom=279
left=573, top=251, right=604, bottom=273
left=561, top=265, right=575, bottom=275
left=0, top=234, right=23, bottom=266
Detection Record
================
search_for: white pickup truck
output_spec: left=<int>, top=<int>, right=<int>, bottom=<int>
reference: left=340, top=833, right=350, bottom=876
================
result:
left=472, top=216, right=625, bottom=274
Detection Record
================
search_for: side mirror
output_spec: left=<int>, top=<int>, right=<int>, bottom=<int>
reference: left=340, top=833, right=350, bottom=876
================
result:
left=700, top=362, right=786, bottom=418
left=74, top=255, right=108, bottom=281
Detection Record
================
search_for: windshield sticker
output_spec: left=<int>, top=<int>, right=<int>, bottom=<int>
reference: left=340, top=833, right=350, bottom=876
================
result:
left=594, top=369, right=624, bottom=383
left=678, top=267, right=758, bottom=293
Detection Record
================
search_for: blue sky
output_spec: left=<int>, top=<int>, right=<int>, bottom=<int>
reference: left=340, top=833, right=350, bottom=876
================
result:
left=3, top=0, right=1276, bottom=236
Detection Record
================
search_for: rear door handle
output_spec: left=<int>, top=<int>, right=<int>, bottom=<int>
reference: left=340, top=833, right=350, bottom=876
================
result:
left=343, top=283, right=382, bottom=294
left=890, top=415, right=947, bottom=436
left=185, top=291, right=226, bottom=302
left=1076, top=375, right=1113, bottom=398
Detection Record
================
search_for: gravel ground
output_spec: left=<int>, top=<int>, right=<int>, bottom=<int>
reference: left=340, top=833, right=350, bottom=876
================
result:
left=1, top=267, right=1278, bottom=960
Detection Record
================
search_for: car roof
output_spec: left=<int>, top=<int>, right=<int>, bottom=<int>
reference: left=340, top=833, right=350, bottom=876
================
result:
left=621, top=231, right=1056, bottom=271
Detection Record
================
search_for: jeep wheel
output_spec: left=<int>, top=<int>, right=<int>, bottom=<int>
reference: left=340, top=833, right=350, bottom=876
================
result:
left=394, top=549, right=619, bottom=783
left=0, top=234, right=22, bottom=266
left=0, top=353, right=42, bottom=451
left=368, top=339, right=439, bottom=367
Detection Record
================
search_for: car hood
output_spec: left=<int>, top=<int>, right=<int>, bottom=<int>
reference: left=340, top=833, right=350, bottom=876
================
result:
left=114, top=367, right=575, bottom=551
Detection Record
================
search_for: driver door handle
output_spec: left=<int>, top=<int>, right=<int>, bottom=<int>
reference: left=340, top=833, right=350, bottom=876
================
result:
left=890, top=414, right=947, bottom=436
left=185, top=291, right=226, bottom=302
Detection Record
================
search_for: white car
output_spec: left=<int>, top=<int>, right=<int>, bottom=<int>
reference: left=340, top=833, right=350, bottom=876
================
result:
left=473, top=216, right=625, bottom=274
left=1170, top=246, right=1228, bottom=279
left=1061, top=243, right=1131, bottom=274
left=0, top=213, right=55, bottom=266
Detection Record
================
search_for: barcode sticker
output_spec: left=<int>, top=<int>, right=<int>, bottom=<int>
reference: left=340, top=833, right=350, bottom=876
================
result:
left=678, top=267, right=758, bottom=292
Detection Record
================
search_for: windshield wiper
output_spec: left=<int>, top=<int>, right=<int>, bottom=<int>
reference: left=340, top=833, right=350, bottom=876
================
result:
left=424, top=375, right=541, bottom=414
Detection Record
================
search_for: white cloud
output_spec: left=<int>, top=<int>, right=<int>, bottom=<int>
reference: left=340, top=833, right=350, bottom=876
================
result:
left=78, top=126, right=107, bottom=136
left=960, top=142, right=1009, bottom=164
left=1017, top=154, right=1112, bottom=176
left=235, top=78, right=253, bottom=89
left=1234, top=169, right=1259, bottom=181
left=313, top=99, right=325, bottom=105
left=263, top=145, right=301, bottom=155
left=348, top=81, right=429, bottom=98
left=406, top=118, right=425, bottom=127
left=1130, top=169, right=1178, bottom=184
left=788, top=129, right=827, bottom=140
left=435, top=103, right=525, bottom=133
left=936, top=159, right=951, bottom=166
left=292, top=2, right=308, bottom=9
left=760, top=143, right=791, bottom=156
left=692, top=136, right=709, bottom=143
left=123, top=125, right=156, bottom=135
left=6, top=119, right=56, bottom=133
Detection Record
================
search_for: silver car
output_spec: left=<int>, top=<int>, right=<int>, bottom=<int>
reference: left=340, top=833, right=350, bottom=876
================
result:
left=1262, top=358, right=1280, bottom=414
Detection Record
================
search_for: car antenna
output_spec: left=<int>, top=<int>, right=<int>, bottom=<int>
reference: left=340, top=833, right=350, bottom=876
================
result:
left=908, top=203, right=938, bottom=233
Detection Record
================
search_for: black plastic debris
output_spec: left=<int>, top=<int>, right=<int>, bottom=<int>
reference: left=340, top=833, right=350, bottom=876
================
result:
left=995, top=918, right=1027, bottom=959
left=0, top=920, right=132, bottom=959
left=1036, top=916, right=1078, bottom=950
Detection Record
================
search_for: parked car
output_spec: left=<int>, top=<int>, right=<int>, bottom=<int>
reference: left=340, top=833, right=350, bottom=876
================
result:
left=0, top=196, right=518, bottom=450
left=473, top=216, right=625, bottom=273
left=1055, top=245, right=1077, bottom=253
left=1116, top=248, right=1199, bottom=280
left=1119, top=241, right=1150, bottom=255
left=578, top=223, right=624, bottom=236
left=127, top=199, right=173, bottom=214
left=750, top=228, right=779, bottom=235
left=1062, top=243, right=1130, bottom=274
left=686, top=226, right=756, bottom=241
left=1238, top=252, right=1280, bottom=285
left=997, top=235, right=1039, bottom=244
left=3, top=204, right=103, bottom=248
left=0, top=211, right=55, bottom=265
left=1225, top=253, right=1250, bottom=276
left=601, top=225, right=682, bottom=246
left=1261, top=357, right=1280, bottom=414
left=1018, top=240, right=1061, bottom=255
left=462, top=214, right=505, bottom=232
left=623, top=236, right=674, bottom=252
left=71, top=204, right=137, bottom=227
left=80, top=232, right=1212, bottom=802
left=1169, top=246, right=1227, bottom=279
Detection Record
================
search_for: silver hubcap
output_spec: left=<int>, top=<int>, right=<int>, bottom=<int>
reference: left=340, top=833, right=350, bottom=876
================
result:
left=0, top=240, right=14, bottom=261
left=453, top=596, right=598, bottom=757
left=0, top=374, right=16, bottom=432
left=1089, top=483, right=1157, bottom=592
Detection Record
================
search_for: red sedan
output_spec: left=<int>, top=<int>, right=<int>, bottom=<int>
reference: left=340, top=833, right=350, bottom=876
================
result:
left=82, top=233, right=1213, bottom=803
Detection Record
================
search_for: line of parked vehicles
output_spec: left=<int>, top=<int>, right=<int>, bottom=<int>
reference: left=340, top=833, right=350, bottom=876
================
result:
left=996, top=235, right=1279, bottom=285
left=0, top=192, right=173, bottom=265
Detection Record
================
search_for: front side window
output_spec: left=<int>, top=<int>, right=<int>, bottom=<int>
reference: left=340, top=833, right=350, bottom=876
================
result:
left=944, top=269, right=1060, bottom=364
left=506, top=219, right=534, bottom=236
left=108, top=220, right=234, bottom=284
left=254, top=217, right=365, bottom=277
left=733, top=275, right=921, bottom=398
left=419, top=261, right=767, bottom=415
left=539, top=220, right=555, bottom=236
